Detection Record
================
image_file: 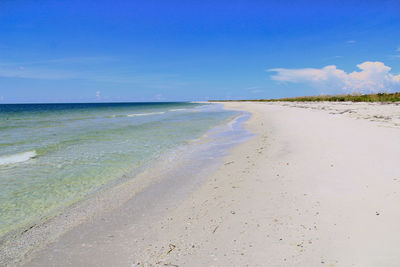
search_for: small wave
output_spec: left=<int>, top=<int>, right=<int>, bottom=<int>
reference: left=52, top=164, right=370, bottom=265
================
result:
left=106, top=115, right=125, bottom=118
left=169, top=108, right=187, bottom=112
left=0, top=150, right=37, bottom=166
left=107, top=112, right=166, bottom=118
left=127, top=112, right=165, bottom=117
left=227, top=114, right=245, bottom=129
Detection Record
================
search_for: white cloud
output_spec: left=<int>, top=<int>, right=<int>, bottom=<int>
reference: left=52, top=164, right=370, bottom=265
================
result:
left=347, top=40, right=356, bottom=44
left=268, top=61, right=400, bottom=94
left=96, top=91, right=101, bottom=99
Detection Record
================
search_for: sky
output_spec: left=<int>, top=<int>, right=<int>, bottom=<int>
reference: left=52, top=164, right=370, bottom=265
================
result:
left=0, top=0, right=400, bottom=103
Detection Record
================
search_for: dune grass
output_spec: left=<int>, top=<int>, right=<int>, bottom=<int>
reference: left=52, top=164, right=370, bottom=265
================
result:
left=210, top=92, right=400, bottom=102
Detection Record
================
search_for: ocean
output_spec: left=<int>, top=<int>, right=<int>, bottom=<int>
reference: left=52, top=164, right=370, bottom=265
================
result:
left=0, top=102, right=245, bottom=238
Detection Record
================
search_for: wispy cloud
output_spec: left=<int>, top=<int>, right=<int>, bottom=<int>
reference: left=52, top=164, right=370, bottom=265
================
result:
left=323, top=55, right=343, bottom=61
left=347, top=40, right=356, bottom=44
left=0, top=65, right=76, bottom=80
left=155, top=94, right=164, bottom=100
left=0, top=56, right=115, bottom=67
left=268, top=61, right=400, bottom=94
left=0, top=58, right=189, bottom=90
left=0, top=57, right=114, bottom=80
left=0, top=57, right=194, bottom=95
left=245, top=86, right=265, bottom=94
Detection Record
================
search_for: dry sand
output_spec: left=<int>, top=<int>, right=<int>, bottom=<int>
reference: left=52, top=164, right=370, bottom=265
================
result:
left=25, top=102, right=400, bottom=266
left=132, top=102, right=400, bottom=266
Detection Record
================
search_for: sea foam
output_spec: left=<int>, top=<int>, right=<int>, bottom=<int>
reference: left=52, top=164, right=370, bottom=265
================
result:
left=127, top=112, right=165, bottom=117
left=0, top=151, right=37, bottom=166
left=169, top=108, right=187, bottom=112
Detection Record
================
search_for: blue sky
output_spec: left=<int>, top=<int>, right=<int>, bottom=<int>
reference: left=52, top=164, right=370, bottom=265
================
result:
left=1, top=0, right=400, bottom=103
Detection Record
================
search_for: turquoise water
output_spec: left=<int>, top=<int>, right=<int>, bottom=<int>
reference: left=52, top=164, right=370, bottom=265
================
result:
left=0, top=102, right=238, bottom=237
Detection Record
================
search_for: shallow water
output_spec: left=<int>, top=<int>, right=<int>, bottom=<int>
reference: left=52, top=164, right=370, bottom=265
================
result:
left=0, top=102, right=239, bottom=237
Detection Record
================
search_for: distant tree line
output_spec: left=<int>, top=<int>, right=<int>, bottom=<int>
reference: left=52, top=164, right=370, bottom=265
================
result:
left=209, top=92, right=400, bottom=103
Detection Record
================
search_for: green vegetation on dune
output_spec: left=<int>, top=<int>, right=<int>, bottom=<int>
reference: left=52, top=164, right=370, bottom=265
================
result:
left=210, top=92, right=400, bottom=103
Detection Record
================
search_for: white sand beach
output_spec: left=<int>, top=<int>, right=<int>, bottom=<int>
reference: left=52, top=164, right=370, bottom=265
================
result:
left=4, top=1, right=400, bottom=266
left=22, top=102, right=400, bottom=266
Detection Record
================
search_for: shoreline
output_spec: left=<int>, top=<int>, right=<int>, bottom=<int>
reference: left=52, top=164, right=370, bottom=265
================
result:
left=4, top=101, right=400, bottom=266
left=0, top=105, right=249, bottom=266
